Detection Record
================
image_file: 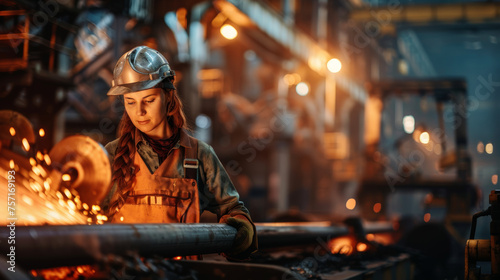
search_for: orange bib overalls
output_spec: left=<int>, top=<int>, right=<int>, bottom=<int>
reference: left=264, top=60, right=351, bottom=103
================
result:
left=112, top=139, right=200, bottom=224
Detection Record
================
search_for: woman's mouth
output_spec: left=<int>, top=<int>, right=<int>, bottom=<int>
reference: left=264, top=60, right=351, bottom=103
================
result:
left=137, top=120, right=150, bottom=125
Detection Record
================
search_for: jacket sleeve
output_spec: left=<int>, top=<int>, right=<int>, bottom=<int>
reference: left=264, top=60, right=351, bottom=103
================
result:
left=197, top=141, right=258, bottom=257
left=100, top=139, right=119, bottom=213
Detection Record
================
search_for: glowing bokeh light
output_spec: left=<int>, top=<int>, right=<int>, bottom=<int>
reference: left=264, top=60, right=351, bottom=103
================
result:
left=477, top=142, right=484, bottom=153
left=419, top=132, right=430, bottom=144
left=402, top=115, right=415, bottom=134
left=346, top=198, right=356, bottom=210
left=220, top=24, right=237, bottom=40
left=424, top=213, right=431, bottom=222
left=486, top=143, right=494, bottom=154
left=296, top=82, right=309, bottom=96
left=357, top=242, right=367, bottom=252
left=62, top=174, right=71, bottom=181
left=327, top=58, right=342, bottom=73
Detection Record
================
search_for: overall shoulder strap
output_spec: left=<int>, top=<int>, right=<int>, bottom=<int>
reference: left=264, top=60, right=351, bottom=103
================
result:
left=183, top=137, right=199, bottom=181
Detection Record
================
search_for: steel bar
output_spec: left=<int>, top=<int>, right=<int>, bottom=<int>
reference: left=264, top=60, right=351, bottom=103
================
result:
left=0, top=222, right=394, bottom=269
left=256, top=225, right=349, bottom=248
left=1, top=224, right=237, bottom=269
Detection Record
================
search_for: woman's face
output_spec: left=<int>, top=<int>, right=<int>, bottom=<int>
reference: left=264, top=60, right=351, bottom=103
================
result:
left=124, top=88, right=167, bottom=138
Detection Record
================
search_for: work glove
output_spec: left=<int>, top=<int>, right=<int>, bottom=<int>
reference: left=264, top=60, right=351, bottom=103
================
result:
left=220, top=215, right=255, bottom=257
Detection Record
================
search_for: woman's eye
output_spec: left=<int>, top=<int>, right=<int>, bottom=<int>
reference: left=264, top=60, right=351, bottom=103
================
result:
left=127, top=102, right=135, bottom=105
left=145, top=99, right=155, bottom=104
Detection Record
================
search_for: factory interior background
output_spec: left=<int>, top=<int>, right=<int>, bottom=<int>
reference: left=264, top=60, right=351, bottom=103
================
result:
left=1, top=0, right=500, bottom=279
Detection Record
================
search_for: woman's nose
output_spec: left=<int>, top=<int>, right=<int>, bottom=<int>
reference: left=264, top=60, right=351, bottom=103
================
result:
left=136, top=103, right=146, bottom=116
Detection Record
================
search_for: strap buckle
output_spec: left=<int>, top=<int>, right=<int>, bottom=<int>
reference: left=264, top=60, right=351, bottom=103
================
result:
left=183, top=159, right=199, bottom=169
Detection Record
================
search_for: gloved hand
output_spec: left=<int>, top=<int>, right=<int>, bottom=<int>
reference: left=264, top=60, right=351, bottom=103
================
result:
left=221, top=215, right=255, bottom=256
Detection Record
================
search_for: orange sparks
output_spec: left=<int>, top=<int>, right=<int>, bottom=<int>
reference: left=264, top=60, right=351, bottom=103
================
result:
left=22, top=138, right=30, bottom=151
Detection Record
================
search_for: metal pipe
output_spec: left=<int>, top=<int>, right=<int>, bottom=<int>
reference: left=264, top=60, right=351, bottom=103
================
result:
left=1, top=222, right=393, bottom=269
left=256, top=225, right=349, bottom=248
left=1, top=224, right=237, bottom=269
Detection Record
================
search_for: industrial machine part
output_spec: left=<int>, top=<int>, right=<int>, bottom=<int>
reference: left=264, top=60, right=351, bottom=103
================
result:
left=0, top=110, right=35, bottom=148
left=48, top=135, right=111, bottom=206
left=465, top=190, right=500, bottom=279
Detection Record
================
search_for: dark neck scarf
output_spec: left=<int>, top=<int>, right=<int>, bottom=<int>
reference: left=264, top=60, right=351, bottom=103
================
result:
left=141, top=129, right=180, bottom=164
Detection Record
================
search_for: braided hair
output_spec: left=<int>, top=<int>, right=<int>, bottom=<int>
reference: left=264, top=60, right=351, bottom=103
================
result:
left=107, top=85, right=187, bottom=214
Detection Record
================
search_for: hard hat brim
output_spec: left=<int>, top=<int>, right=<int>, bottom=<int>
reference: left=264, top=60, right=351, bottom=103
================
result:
left=107, top=79, right=175, bottom=96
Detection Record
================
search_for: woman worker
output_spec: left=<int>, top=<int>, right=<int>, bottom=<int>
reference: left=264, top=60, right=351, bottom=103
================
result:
left=101, top=46, right=257, bottom=259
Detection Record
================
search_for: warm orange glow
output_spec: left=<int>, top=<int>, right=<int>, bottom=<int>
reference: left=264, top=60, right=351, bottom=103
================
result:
left=22, top=195, right=33, bottom=206
left=373, top=203, right=382, bottom=213
left=44, top=154, right=51, bottom=165
left=62, top=174, right=71, bottom=181
left=43, top=181, right=50, bottom=191
left=22, top=138, right=30, bottom=151
left=9, top=127, right=16, bottom=136
left=173, top=256, right=182, bottom=260
left=424, top=213, right=431, bottom=222
left=370, top=233, right=393, bottom=245
left=64, top=188, right=72, bottom=198
left=83, top=203, right=89, bottom=210
left=346, top=198, right=356, bottom=210
left=419, top=132, right=430, bottom=144
left=493, top=174, right=498, bottom=185
left=9, top=159, right=14, bottom=169
left=366, top=234, right=375, bottom=241
left=29, top=157, right=36, bottom=166
left=413, top=129, right=421, bottom=142
left=39, top=128, right=45, bottom=137
left=327, top=58, right=342, bottom=73
left=283, top=73, right=301, bottom=86
left=120, top=216, right=124, bottom=222
left=67, top=200, right=76, bottom=210
left=220, top=24, right=237, bottom=39
left=356, top=242, right=367, bottom=252
left=36, top=151, right=43, bottom=161
left=35, top=266, right=96, bottom=279
left=329, top=237, right=354, bottom=255
left=32, top=166, right=41, bottom=176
